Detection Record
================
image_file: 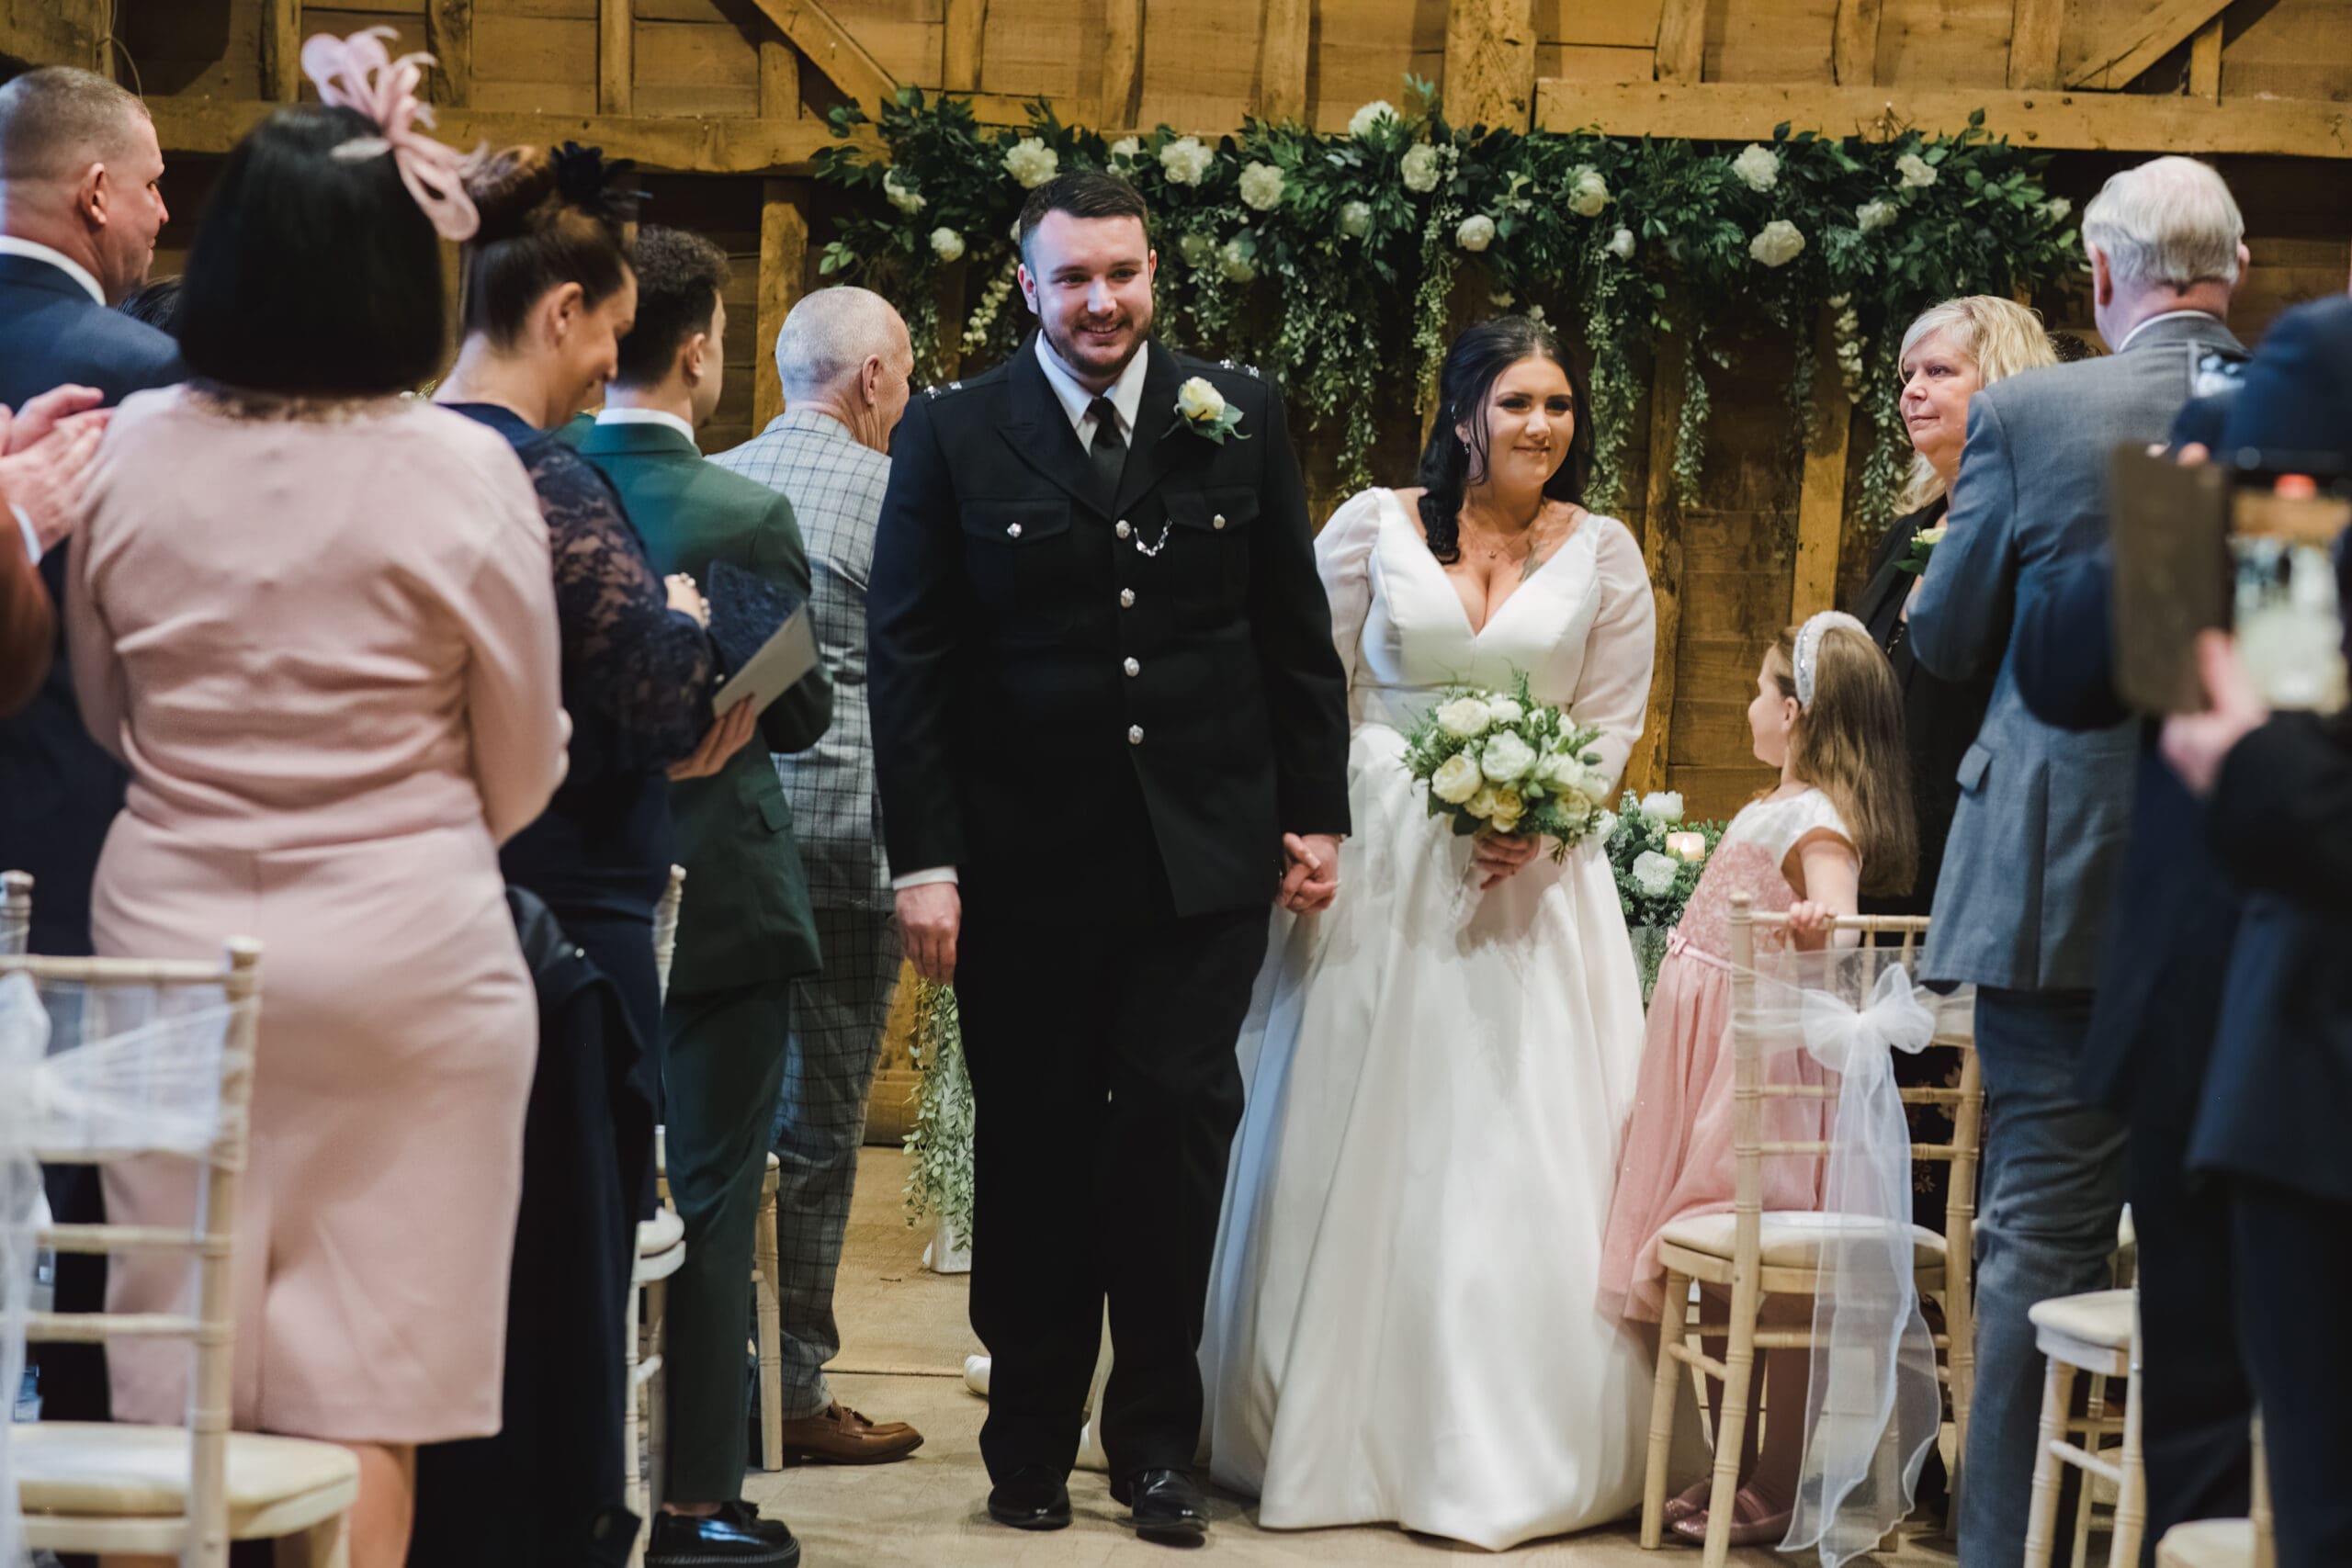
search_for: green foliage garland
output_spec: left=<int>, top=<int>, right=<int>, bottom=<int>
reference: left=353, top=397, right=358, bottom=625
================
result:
left=815, top=86, right=2079, bottom=532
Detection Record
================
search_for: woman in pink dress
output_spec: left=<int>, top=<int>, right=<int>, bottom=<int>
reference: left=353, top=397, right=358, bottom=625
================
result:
left=66, top=75, right=566, bottom=1567
left=1597, top=613, right=1915, bottom=1547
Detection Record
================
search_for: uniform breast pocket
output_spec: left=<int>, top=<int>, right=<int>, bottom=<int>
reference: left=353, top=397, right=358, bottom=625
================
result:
left=963, top=500, right=1078, bottom=636
left=1161, top=486, right=1259, bottom=622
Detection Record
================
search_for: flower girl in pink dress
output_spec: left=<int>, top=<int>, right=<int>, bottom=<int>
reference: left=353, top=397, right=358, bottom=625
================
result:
left=1598, top=611, right=1917, bottom=1546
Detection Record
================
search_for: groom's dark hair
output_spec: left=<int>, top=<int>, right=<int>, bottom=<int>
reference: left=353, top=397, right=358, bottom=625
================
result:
left=1016, top=171, right=1150, bottom=267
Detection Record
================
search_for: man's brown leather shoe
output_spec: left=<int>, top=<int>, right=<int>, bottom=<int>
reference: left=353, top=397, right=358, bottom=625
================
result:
left=775, top=1400, right=924, bottom=1464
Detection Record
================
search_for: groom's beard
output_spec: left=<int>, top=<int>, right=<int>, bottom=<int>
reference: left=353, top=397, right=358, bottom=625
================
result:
left=1041, top=298, right=1156, bottom=386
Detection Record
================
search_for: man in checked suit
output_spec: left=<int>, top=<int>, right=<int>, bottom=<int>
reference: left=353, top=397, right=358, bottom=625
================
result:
left=710, top=283, right=929, bottom=1462
left=1906, top=155, right=2247, bottom=1568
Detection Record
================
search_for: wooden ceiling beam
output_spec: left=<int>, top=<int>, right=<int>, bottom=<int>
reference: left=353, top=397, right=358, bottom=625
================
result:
left=740, top=0, right=897, bottom=113
left=2066, top=0, right=2234, bottom=91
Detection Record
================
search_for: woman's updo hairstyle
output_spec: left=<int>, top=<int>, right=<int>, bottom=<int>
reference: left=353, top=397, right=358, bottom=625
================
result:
left=1412, top=314, right=1596, bottom=565
left=458, top=140, right=644, bottom=347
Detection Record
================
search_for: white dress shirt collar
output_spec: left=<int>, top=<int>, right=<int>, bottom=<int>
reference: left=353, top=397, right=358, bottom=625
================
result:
left=2115, top=308, right=2222, bottom=354
left=594, top=406, right=699, bottom=445
left=0, top=237, right=106, bottom=307
left=1034, top=333, right=1152, bottom=450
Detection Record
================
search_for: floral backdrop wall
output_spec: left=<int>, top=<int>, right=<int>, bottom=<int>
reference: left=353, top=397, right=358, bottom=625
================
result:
left=814, top=84, right=2082, bottom=534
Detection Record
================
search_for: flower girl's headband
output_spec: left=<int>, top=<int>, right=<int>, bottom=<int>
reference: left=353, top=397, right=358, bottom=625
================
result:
left=301, top=27, right=480, bottom=242
left=1793, top=611, right=1870, bottom=708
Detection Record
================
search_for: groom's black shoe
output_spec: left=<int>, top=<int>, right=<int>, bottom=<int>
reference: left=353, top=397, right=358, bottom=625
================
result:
left=1112, top=1468, right=1211, bottom=1545
left=986, top=1465, right=1072, bottom=1530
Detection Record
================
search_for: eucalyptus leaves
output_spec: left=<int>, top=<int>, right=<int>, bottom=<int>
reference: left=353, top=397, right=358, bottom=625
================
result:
left=814, top=85, right=2080, bottom=531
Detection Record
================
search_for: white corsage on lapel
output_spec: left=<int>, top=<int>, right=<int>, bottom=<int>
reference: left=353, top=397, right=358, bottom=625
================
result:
left=1170, top=376, right=1249, bottom=445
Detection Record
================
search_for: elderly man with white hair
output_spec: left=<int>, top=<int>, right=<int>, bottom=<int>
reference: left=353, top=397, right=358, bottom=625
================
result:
left=711, top=285, right=925, bottom=1462
left=1907, top=154, right=2247, bottom=1567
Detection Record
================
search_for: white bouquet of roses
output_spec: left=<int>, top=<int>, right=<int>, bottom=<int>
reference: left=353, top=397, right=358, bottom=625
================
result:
left=1401, top=672, right=1611, bottom=857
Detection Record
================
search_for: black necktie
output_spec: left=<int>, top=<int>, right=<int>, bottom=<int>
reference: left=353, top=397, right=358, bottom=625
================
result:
left=1087, top=395, right=1127, bottom=506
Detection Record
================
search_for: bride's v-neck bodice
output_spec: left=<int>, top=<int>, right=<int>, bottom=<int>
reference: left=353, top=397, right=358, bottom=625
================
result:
left=1314, top=487, right=1658, bottom=787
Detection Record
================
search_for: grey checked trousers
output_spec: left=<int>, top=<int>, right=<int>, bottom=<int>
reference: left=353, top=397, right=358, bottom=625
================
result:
left=768, top=905, right=902, bottom=1419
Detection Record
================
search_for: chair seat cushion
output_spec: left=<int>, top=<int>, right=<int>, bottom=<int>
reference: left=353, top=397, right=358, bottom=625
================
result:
left=1658, top=1211, right=1947, bottom=1269
left=16, top=1423, right=357, bottom=1533
left=2155, top=1517, right=2258, bottom=1568
left=2027, top=1288, right=2133, bottom=1351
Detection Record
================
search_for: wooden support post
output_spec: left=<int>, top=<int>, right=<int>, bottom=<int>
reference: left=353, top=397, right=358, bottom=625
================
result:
left=1443, top=0, right=1537, bottom=129
left=943, top=0, right=988, bottom=93
left=2067, top=0, right=2233, bottom=89
left=1832, top=0, right=1882, bottom=86
left=1256, top=0, right=1311, bottom=123
left=752, top=180, right=809, bottom=432
left=2188, top=17, right=2223, bottom=103
left=1654, top=0, right=1707, bottom=85
left=260, top=0, right=303, bottom=103
left=1100, top=0, right=1143, bottom=132
left=599, top=0, right=633, bottom=117
left=1791, top=305, right=1853, bottom=624
left=2007, top=0, right=2064, bottom=88
left=426, top=0, right=472, bottom=107
left=745, top=0, right=899, bottom=114
left=760, top=34, right=800, bottom=119
left=1623, top=344, right=1688, bottom=800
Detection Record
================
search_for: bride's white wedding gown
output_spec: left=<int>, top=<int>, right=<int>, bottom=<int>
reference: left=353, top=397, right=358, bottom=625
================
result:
left=1202, top=487, right=1679, bottom=1551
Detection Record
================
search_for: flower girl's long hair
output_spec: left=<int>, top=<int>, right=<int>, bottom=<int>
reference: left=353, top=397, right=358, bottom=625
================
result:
left=1766, top=623, right=1918, bottom=897
left=1414, top=315, right=1596, bottom=565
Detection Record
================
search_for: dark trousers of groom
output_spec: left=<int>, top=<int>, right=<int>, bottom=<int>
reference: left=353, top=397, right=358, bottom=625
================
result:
left=953, top=807, right=1267, bottom=1481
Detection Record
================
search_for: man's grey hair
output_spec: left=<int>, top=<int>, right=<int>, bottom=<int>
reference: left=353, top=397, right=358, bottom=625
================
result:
left=0, top=67, right=151, bottom=186
left=2081, top=156, right=2244, bottom=291
left=775, top=286, right=907, bottom=398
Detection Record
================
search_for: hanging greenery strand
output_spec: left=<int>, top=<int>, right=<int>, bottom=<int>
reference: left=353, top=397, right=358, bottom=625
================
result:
left=815, top=85, right=2079, bottom=533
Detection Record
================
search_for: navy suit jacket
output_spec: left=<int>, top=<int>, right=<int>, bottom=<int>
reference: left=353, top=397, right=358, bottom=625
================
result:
left=0, top=254, right=183, bottom=953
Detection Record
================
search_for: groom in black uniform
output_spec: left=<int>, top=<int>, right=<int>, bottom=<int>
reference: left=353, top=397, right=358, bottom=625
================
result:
left=869, top=171, right=1351, bottom=1541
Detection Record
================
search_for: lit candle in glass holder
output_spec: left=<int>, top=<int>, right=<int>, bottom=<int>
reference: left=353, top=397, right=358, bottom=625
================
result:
left=1665, top=830, right=1708, bottom=863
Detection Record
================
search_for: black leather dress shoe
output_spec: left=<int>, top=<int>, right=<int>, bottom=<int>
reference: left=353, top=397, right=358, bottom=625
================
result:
left=986, top=1465, right=1072, bottom=1530
left=645, top=1502, right=801, bottom=1565
left=1111, top=1468, right=1210, bottom=1544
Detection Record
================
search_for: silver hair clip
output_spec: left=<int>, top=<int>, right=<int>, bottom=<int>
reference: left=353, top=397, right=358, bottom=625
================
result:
left=1794, top=610, right=1869, bottom=708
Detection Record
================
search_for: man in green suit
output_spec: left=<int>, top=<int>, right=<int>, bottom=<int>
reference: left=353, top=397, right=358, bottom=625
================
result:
left=572, top=227, right=851, bottom=1568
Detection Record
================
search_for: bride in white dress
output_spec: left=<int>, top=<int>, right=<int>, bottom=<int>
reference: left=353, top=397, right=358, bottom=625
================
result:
left=1202, top=317, right=1677, bottom=1551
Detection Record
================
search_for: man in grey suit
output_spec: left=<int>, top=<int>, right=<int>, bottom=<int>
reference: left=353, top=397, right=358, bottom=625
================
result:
left=1908, top=155, right=2247, bottom=1567
left=711, top=286, right=926, bottom=1461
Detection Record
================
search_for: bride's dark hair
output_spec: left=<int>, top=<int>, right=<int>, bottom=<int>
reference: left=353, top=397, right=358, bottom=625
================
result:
left=1413, top=315, right=1595, bottom=565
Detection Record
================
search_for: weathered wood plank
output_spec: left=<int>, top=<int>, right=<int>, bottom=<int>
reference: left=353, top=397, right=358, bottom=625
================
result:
left=261, top=0, right=303, bottom=102
left=1529, top=78, right=2352, bottom=158
left=2007, top=0, right=2062, bottom=88
left=1791, top=307, right=1852, bottom=623
left=1444, top=0, right=1538, bottom=128
left=2188, top=15, right=2223, bottom=103
left=760, top=33, right=800, bottom=117
left=741, top=0, right=897, bottom=111
left=2068, top=0, right=2233, bottom=90
left=1832, top=0, right=1882, bottom=85
left=426, top=0, right=473, bottom=105
left=1101, top=0, right=1143, bottom=129
left=598, top=0, right=632, bottom=115
left=148, top=97, right=864, bottom=172
left=942, top=0, right=987, bottom=91
left=1256, top=0, right=1312, bottom=122
left=1653, top=0, right=1707, bottom=85
left=1623, top=344, right=1686, bottom=800
left=753, top=178, right=808, bottom=430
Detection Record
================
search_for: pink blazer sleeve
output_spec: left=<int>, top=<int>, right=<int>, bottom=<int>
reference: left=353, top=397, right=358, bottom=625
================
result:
left=460, top=469, right=569, bottom=845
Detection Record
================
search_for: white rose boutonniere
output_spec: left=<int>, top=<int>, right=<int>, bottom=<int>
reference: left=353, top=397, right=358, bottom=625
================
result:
left=1348, top=99, right=1399, bottom=139
left=1856, top=198, right=1897, bottom=232
left=1002, top=136, right=1059, bottom=189
left=929, top=227, right=965, bottom=262
left=1895, top=151, right=1939, bottom=189
left=1430, top=752, right=1484, bottom=804
left=1238, top=160, right=1286, bottom=211
left=1566, top=165, right=1610, bottom=219
left=1606, top=226, right=1635, bottom=260
left=1897, top=523, right=1950, bottom=576
left=883, top=167, right=925, bottom=215
left=1159, top=136, right=1215, bottom=186
left=1632, top=850, right=1681, bottom=898
left=1339, top=199, right=1374, bottom=239
left=1732, top=142, right=1781, bottom=192
left=1399, top=143, right=1442, bottom=194
left=1173, top=375, right=1248, bottom=445
left=1456, top=213, right=1497, bottom=252
left=1478, top=729, right=1536, bottom=784
left=1750, top=219, right=1806, bottom=267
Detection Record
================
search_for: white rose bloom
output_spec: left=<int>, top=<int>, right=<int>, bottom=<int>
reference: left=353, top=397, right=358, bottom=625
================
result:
left=1895, top=151, right=1938, bottom=188
left=1176, top=376, right=1226, bottom=422
left=2043, top=196, right=2072, bottom=221
left=929, top=227, right=965, bottom=262
left=1639, top=790, right=1685, bottom=822
left=1159, top=136, right=1215, bottom=186
left=1430, top=751, right=1485, bottom=804
left=1238, top=160, right=1286, bottom=211
left=1489, top=290, right=1515, bottom=309
left=1002, top=136, right=1059, bottom=189
left=1218, top=236, right=1257, bottom=283
left=1526, top=303, right=1545, bottom=323
left=1339, top=199, right=1374, bottom=238
left=1750, top=219, right=1806, bottom=268
left=1566, top=165, right=1610, bottom=219
left=1487, top=787, right=1525, bottom=834
left=1348, top=100, right=1399, bottom=139
left=1606, top=226, right=1635, bottom=260
left=1486, top=697, right=1524, bottom=726
left=1178, top=231, right=1215, bottom=267
left=1456, top=213, right=1497, bottom=252
left=1399, top=143, right=1442, bottom=194
left=1632, top=850, right=1681, bottom=898
left=1110, top=136, right=1142, bottom=161
left=883, top=168, right=925, bottom=215
left=1479, top=730, right=1537, bottom=784
left=1856, top=198, right=1897, bottom=232
left=1594, top=808, right=1621, bottom=842
left=1731, top=142, right=1781, bottom=192
left=1435, top=696, right=1493, bottom=737
left=1464, top=784, right=1500, bottom=820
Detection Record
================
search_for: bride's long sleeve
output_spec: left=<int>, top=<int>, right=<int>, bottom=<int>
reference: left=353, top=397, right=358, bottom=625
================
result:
left=1313, top=488, right=1385, bottom=695
left=1570, top=519, right=1658, bottom=792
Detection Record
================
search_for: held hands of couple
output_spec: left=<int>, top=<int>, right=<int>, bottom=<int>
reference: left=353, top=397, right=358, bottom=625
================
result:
left=1280, top=833, right=1341, bottom=913
left=0, top=386, right=108, bottom=554
left=1471, top=829, right=1540, bottom=891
